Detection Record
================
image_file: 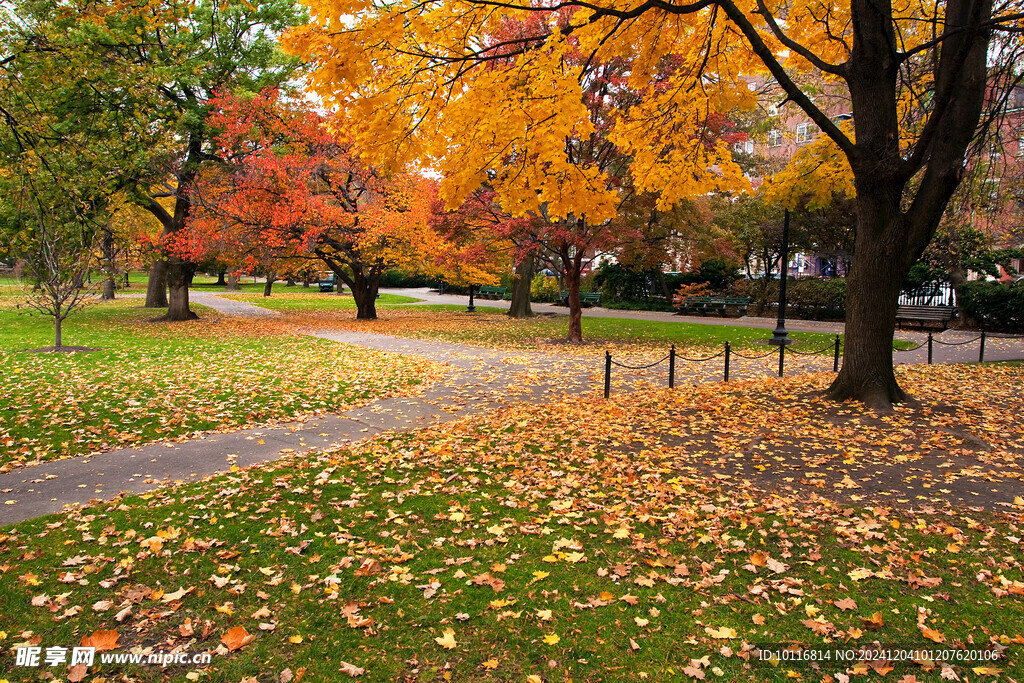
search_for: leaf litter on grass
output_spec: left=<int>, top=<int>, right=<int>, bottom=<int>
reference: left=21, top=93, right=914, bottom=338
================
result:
left=1, top=364, right=1023, bottom=681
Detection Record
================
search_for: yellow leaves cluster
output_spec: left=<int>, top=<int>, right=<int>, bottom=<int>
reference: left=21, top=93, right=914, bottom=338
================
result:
left=284, top=0, right=759, bottom=222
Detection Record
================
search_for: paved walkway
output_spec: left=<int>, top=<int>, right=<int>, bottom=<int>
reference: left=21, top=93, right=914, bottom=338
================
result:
left=2, top=292, right=1022, bottom=526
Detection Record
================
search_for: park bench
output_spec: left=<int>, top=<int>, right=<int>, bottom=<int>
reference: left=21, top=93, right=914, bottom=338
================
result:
left=678, top=296, right=751, bottom=317
left=896, top=305, right=956, bottom=330
left=558, top=290, right=602, bottom=307
left=477, top=285, right=508, bottom=300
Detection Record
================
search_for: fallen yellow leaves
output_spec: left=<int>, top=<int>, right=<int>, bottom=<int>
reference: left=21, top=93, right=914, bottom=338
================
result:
left=434, top=628, right=457, bottom=649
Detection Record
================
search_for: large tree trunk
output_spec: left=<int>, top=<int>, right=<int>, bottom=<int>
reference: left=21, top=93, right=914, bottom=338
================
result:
left=508, top=255, right=535, bottom=319
left=227, top=272, right=240, bottom=291
left=350, top=269, right=379, bottom=319
left=216, top=269, right=227, bottom=286
left=825, top=223, right=907, bottom=408
left=145, top=260, right=168, bottom=308
left=820, top=0, right=991, bottom=409
left=263, top=273, right=276, bottom=297
left=102, top=277, right=116, bottom=301
left=162, top=258, right=198, bottom=321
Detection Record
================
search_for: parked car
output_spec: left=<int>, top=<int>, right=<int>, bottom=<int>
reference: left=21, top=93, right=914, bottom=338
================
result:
left=318, top=272, right=335, bottom=292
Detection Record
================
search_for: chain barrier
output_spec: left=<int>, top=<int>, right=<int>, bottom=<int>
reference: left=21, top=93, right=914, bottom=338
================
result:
left=934, top=334, right=983, bottom=346
left=729, top=348, right=777, bottom=360
left=610, top=355, right=671, bottom=370
left=603, top=335, right=844, bottom=398
left=890, top=331, right=987, bottom=364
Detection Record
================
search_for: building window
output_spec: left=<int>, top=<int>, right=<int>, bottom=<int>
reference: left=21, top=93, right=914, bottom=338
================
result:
left=767, top=129, right=782, bottom=147
left=732, top=140, right=754, bottom=154
left=796, top=122, right=818, bottom=144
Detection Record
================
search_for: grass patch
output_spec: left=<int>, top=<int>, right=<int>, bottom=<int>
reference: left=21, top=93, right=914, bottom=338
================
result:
left=0, top=299, right=442, bottom=470
left=1, top=365, right=1022, bottom=681
left=219, top=291, right=423, bottom=310
left=280, top=306, right=845, bottom=354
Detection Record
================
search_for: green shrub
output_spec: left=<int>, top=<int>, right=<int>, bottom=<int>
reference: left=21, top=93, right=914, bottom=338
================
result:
left=379, top=269, right=439, bottom=288
left=732, top=277, right=846, bottom=320
left=530, top=274, right=561, bottom=302
left=955, top=281, right=1024, bottom=331
left=604, top=297, right=677, bottom=312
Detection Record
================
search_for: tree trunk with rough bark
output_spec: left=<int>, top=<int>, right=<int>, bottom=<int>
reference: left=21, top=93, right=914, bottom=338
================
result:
left=263, top=273, right=276, bottom=297
left=508, top=255, right=535, bottom=319
left=226, top=273, right=240, bottom=290
left=100, top=228, right=116, bottom=300
left=145, top=260, right=168, bottom=308
left=163, top=258, right=197, bottom=321
left=350, top=269, right=379, bottom=319
left=216, top=269, right=227, bottom=286
left=564, top=266, right=583, bottom=343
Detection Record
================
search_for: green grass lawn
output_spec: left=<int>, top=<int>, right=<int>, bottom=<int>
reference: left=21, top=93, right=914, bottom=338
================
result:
left=1, top=366, right=1022, bottom=681
left=219, top=291, right=423, bottom=310
left=0, top=299, right=440, bottom=471
left=296, top=305, right=848, bottom=353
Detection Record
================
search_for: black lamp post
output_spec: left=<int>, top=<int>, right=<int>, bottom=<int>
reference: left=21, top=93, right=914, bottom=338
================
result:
left=466, top=284, right=476, bottom=312
left=768, top=209, right=793, bottom=346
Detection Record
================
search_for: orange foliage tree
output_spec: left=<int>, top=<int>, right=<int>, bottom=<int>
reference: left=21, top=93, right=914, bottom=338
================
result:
left=176, top=91, right=440, bottom=319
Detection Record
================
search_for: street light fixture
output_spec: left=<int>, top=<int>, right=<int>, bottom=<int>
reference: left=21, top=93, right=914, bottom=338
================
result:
left=768, top=209, right=793, bottom=346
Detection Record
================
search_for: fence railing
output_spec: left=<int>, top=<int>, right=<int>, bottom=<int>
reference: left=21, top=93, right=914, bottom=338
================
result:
left=899, top=282, right=956, bottom=307
left=603, top=337, right=841, bottom=398
left=602, top=332, right=989, bottom=398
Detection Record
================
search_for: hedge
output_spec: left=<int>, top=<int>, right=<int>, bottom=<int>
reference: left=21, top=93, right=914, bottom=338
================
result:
left=955, top=281, right=1024, bottom=332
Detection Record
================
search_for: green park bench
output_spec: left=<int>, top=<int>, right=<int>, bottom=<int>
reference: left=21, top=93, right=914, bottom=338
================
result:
left=679, top=296, right=751, bottom=317
left=477, top=285, right=508, bottom=300
left=558, top=290, right=602, bottom=307
left=896, top=305, right=956, bottom=330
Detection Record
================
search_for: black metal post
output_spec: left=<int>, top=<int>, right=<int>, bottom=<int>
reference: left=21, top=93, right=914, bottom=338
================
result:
left=778, top=343, right=785, bottom=377
left=604, top=351, right=612, bottom=399
left=979, top=331, right=986, bottom=363
left=927, top=333, right=933, bottom=364
left=769, top=209, right=793, bottom=347
left=668, top=345, right=676, bottom=388
left=833, top=335, right=841, bottom=372
left=724, top=342, right=731, bottom=382
left=467, top=284, right=476, bottom=312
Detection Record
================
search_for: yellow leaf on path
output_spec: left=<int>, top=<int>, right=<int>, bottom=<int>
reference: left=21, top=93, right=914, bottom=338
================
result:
left=435, top=628, right=457, bottom=649
left=480, top=659, right=499, bottom=670
left=529, top=571, right=549, bottom=584
left=543, top=634, right=560, bottom=645
left=289, top=635, right=304, bottom=644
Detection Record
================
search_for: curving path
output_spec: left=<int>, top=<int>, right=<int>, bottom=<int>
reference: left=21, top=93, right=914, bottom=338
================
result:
left=1, top=291, right=1022, bottom=526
